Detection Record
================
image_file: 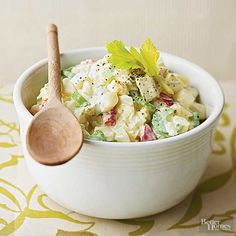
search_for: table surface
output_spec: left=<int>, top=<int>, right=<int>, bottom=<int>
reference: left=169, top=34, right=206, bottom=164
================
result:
left=0, top=81, right=235, bottom=236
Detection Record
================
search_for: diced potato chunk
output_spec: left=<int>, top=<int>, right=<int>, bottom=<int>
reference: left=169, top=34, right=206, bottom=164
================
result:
left=190, top=102, right=206, bottom=120
left=82, top=80, right=93, bottom=96
left=165, top=73, right=184, bottom=92
left=187, top=87, right=199, bottom=100
left=62, top=78, right=76, bottom=95
left=175, top=105, right=193, bottom=118
left=99, top=92, right=118, bottom=112
left=135, top=75, right=159, bottom=102
left=107, top=80, right=129, bottom=95
left=175, top=89, right=195, bottom=108
left=178, top=76, right=189, bottom=88
left=114, top=126, right=130, bottom=142
left=94, top=126, right=115, bottom=141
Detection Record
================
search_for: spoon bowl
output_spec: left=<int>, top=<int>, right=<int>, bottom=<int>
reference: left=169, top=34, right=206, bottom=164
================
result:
left=26, top=100, right=83, bottom=165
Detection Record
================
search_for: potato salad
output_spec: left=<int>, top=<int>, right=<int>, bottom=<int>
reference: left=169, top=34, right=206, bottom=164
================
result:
left=30, top=39, right=206, bottom=142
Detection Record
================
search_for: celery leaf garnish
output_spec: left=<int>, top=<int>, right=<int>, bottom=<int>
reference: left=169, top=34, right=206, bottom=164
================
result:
left=106, top=39, right=173, bottom=95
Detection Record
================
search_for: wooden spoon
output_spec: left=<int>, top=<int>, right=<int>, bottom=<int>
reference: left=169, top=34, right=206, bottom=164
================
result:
left=26, top=24, right=83, bottom=165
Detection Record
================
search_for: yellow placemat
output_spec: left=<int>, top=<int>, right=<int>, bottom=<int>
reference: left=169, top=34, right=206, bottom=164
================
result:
left=0, top=81, right=235, bottom=236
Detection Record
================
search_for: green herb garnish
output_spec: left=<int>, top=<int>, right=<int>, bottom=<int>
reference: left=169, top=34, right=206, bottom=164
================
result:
left=192, top=112, right=200, bottom=127
left=106, top=38, right=173, bottom=95
left=89, top=130, right=106, bottom=141
left=62, top=67, right=76, bottom=79
left=134, top=96, right=156, bottom=114
left=152, top=112, right=167, bottom=134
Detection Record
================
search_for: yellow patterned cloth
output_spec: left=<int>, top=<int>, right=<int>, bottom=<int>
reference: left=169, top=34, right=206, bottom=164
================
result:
left=0, top=81, right=235, bottom=236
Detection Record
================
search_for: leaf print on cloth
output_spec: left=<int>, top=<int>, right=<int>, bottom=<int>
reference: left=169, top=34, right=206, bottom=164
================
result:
left=168, top=193, right=202, bottom=229
left=169, top=169, right=233, bottom=229
left=170, top=208, right=236, bottom=232
left=0, top=179, right=95, bottom=236
left=218, top=103, right=230, bottom=127
left=118, top=218, right=155, bottom=236
left=212, top=130, right=226, bottom=155
left=0, top=154, right=23, bottom=170
left=0, top=119, right=20, bottom=148
left=208, top=209, right=236, bottom=234
left=0, top=84, right=13, bottom=104
left=196, top=169, right=233, bottom=194
left=212, top=104, right=230, bottom=155
left=169, top=126, right=236, bottom=230
left=0, top=117, right=23, bottom=169
left=56, top=229, right=98, bottom=236
left=230, top=128, right=236, bottom=176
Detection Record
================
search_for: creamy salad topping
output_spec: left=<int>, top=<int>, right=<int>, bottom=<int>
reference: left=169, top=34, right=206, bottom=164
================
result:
left=31, top=39, right=206, bottom=142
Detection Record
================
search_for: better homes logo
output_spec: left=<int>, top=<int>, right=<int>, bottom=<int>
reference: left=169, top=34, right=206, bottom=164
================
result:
left=200, top=218, right=232, bottom=232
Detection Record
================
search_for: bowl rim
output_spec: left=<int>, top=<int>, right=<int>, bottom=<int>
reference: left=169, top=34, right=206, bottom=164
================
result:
left=13, top=47, right=225, bottom=147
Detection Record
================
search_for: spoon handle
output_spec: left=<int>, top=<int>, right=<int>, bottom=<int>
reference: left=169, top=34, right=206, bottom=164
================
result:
left=47, top=24, right=61, bottom=102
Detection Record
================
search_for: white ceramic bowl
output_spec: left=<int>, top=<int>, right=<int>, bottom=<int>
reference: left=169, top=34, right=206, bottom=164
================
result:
left=13, top=48, right=224, bottom=219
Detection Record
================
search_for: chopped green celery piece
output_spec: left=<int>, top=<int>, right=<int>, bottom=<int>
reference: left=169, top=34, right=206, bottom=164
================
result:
left=89, top=130, right=106, bottom=141
left=158, top=132, right=169, bottom=139
left=192, top=112, right=200, bottom=127
left=62, top=70, right=76, bottom=79
left=134, top=96, right=156, bottom=114
left=155, top=75, right=174, bottom=95
left=71, top=91, right=90, bottom=107
left=151, top=112, right=168, bottom=136
left=61, top=67, right=76, bottom=79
